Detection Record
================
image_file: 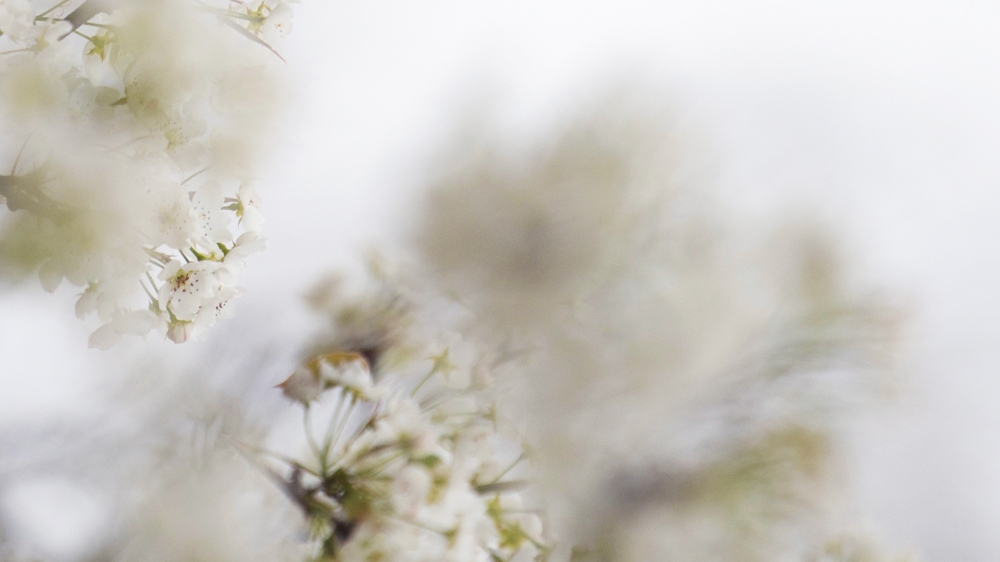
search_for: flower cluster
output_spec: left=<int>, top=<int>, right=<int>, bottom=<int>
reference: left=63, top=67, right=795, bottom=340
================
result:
left=272, top=350, right=548, bottom=562
left=0, top=0, right=297, bottom=347
left=414, top=93, right=908, bottom=561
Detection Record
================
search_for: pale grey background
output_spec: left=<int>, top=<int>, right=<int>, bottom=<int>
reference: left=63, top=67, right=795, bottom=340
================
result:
left=2, top=1, right=999, bottom=559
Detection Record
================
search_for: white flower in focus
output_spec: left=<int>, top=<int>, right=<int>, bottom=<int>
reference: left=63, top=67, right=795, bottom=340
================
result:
left=232, top=182, right=263, bottom=233
left=193, top=279, right=244, bottom=330
left=222, top=231, right=266, bottom=266
left=157, top=260, right=221, bottom=321
left=166, top=320, right=195, bottom=344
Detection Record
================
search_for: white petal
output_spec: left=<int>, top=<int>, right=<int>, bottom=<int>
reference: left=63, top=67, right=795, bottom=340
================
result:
left=268, top=3, right=293, bottom=24
left=75, top=288, right=98, bottom=319
left=38, top=260, right=63, bottom=293
left=88, top=323, right=121, bottom=350
left=166, top=322, right=194, bottom=344
left=240, top=206, right=264, bottom=233
left=115, top=310, right=157, bottom=336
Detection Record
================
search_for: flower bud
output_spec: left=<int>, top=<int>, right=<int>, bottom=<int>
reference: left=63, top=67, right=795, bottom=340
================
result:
left=167, top=321, right=194, bottom=344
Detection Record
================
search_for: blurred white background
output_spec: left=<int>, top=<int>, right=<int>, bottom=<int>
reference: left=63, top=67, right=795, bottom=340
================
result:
left=3, top=1, right=1000, bottom=559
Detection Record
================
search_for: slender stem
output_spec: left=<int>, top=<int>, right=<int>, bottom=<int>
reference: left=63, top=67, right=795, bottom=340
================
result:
left=182, top=165, right=212, bottom=185
left=488, top=549, right=512, bottom=562
left=303, top=407, right=325, bottom=472
left=331, top=395, right=357, bottom=451
left=336, top=409, right=380, bottom=456
left=0, top=172, right=71, bottom=220
left=488, top=453, right=526, bottom=485
left=358, top=450, right=406, bottom=476
left=72, top=29, right=96, bottom=44
left=236, top=441, right=322, bottom=478
left=410, top=367, right=437, bottom=398
left=321, top=391, right=349, bottom=462
left=144, top=248, right=170, bottom=267
left=203, top=6, right=258, bottom=22
left=475, top=480, right=528, bottom=494
left=38, top=0, right=73, bottom=18
left=139, top=277, right=157, bottom=303
left=385, top=514, right=450, bottom=536
left=351, top=442, right=395, bottom=462
left=11, top=138, right=29, bottom=175
left=419, top=389, right=462, bottom=413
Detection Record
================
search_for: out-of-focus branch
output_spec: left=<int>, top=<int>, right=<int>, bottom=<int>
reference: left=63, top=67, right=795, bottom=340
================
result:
left=216, top=15, right=286, bottom=62
left=60, top=0, right=122, bottom=37
left=0, top=173, right=70, bottom=221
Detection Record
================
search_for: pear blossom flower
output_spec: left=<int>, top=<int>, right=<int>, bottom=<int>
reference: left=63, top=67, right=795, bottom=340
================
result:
left=190, top=181, right=233, bottom=244
left=166, top=320, right=195, bottom=344
left=277, top=352, right=380, bottom=405
left=392, top=465, right=433, bottom=519
left=318, top=354, right=380, bottom=397
left=223, top=231, right=267, bottom=266
left=146, top=181, right=197, bottom=250
left=277, top=366, right=325, bottom=406
left=0, top=0, right=295, bottom=347
left=266, top=295, right=550, bottom=562
left=87, top=309, right=159, bottom=349
left=230, top=182, right=264, bottom=233
left=158, top=260, right=222, bottom=322
left=241, top=0, right=299, bottom=48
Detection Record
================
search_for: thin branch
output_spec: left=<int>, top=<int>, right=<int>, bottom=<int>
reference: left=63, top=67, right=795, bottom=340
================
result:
left=60, top=0, right=121, bottom=39
left=217, top=15, right=285, bottom=62
left=181, top=165, right=212, bottom=185
left=38, top=0, right=73, bottom=19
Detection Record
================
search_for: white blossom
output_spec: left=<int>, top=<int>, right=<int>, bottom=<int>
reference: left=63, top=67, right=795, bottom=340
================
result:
left=0, top=0, right=34, bottom=45
left=392, top=465, right=432, bottom=519
left=88, top=309, right=158, bottom=349
left=158, top=260, right=222, bottom=322
left=277, top=366, right=324, bottom=406
left=0, top=0, right=295, bottom=346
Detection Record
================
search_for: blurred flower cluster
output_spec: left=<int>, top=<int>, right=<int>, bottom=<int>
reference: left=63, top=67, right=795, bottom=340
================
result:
left=0, top=21, right=920, bottom=559
left=411, top=92, right=914, bottom=561
left=0, top=0, right=296, bottom=347
left=269, top=302, right=548, bottom=561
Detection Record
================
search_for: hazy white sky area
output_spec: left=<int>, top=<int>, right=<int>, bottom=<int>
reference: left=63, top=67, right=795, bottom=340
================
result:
left=2, top=1, right=1000, bottom=560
